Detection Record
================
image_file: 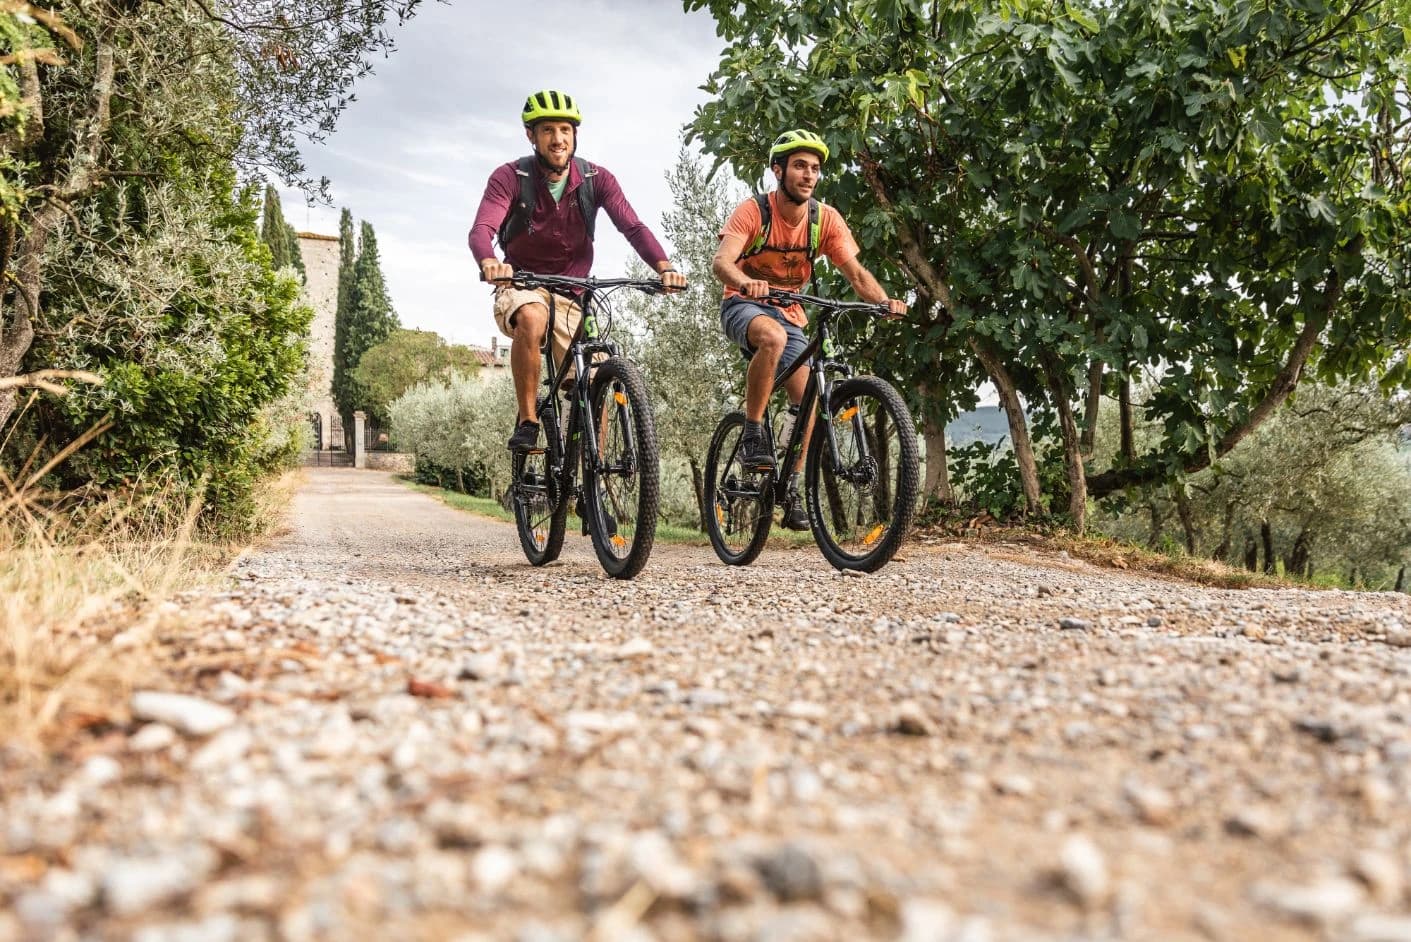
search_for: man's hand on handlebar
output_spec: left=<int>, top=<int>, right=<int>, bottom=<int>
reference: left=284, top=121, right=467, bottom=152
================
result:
left=738, top=278, right=771, bottom=298
left=480, top=259, right=514, bottom=285
left=658, top=268, right=688, bottom=293
left=885, top=298, right=908, bottom=319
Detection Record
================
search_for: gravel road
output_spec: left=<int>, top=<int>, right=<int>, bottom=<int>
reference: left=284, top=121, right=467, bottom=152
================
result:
left=5, top=467, right=1411, bottom=941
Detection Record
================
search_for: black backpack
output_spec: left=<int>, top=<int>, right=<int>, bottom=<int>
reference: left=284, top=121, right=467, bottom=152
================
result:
left=496, top=155, right=599, bottom=250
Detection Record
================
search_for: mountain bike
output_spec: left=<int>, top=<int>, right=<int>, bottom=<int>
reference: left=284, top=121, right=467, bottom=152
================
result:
left=703, top=290, right=919, bottom=573
left=503, top=273, right=670, bottom=579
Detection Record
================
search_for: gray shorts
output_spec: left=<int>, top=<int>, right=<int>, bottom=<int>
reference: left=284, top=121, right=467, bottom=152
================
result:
left=720, top=296, right=807, bottom=378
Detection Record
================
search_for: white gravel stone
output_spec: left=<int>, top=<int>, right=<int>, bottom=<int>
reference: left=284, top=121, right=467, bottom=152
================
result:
left=1252, top=876, right=1365, bottom=926
left=129, top=723, right=179, bottom=752
left=131, top=692, right=236, bottom=737
left=471, top=845, right=519, bottom=895
left=614, top=637, right=654, bottom=659
left=1058, top=835, right=1110, bottom=908
left=102, top=847, right=218, bottom=915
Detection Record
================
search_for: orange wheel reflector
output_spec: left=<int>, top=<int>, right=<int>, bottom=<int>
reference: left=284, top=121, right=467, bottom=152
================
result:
left=716, top=505, right=726, bottom=524
left=836, top=405, right=859, bottom=423
left=863, top=524, right=885, bottom=546
left=610, top=534, right=627, bottom=549
left=614, top=391, right=628, bottom=406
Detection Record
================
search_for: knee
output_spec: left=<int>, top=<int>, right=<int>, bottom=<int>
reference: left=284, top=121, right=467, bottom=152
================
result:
left=752, top=321, right=787, bottom=357
left=512, top=303, right=547, bottom=342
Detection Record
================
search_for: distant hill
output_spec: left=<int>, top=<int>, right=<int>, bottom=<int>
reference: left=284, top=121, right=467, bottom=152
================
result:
left=946, top=406, right=1010, bottom=448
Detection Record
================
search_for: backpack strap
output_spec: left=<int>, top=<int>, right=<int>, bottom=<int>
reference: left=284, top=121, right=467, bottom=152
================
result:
left=495, top=156, right=538, bottom=250
left=806, top=198, right=820, bottom=262
left=574, top=156, right=599, bottom=242
left=737, top=192, right=821, bottom=262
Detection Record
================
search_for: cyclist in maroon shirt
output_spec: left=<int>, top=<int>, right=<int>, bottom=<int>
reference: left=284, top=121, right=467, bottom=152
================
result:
left=470, top=90, right=686, bottom=452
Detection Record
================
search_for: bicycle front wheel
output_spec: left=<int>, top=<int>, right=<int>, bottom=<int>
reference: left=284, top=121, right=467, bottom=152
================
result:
left=582, top=358, right=659, bottom=579
left=511, top=408, right=568, bottom=566
left=703, top=411, right=774, bottom=566
left=806, top=376, right=918, bottom=572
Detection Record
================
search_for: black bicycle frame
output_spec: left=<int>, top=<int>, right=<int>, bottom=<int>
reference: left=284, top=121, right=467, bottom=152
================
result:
left=513, top=275, right=649, bottom=506
left=759, top=306, right=858, bottom=503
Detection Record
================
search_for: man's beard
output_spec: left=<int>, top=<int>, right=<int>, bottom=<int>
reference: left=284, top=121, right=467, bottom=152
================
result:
left=779, top=176, right=810, bottom=204
left=536, top=141, right=574, bottom=174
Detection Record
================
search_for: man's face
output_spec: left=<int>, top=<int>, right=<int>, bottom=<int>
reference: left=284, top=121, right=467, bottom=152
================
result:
left=773, top=151, right=822, bottom=204
left=527, top=120, right=576, bottom=173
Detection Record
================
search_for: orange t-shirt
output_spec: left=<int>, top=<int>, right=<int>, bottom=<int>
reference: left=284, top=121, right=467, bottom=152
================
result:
left=719, top=191, right=860, bottom=326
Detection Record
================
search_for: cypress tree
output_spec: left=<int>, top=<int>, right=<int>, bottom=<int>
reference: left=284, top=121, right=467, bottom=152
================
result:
left=259, top=184, right=290, bottom=268
left=334, top=218, right=400, bottom=438
left=284, top=222, right=306, bottom=280
left=331, top=209, right=357, bottom=437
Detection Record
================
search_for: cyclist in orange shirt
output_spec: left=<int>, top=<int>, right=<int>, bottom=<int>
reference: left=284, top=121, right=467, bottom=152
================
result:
left=711, top=129, right=906, bottom=529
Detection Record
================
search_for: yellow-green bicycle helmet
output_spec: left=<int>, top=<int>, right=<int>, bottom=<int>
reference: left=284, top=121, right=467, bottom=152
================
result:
left=769, top=129, right=829, bottom=165
left=521, top=89, right=582, bottom=127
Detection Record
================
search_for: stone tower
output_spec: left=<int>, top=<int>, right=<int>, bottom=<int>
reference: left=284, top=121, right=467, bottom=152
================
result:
left=299, top=232, right=340, bottom=451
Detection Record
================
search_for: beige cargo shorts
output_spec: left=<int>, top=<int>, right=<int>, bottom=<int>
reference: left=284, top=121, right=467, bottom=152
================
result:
left=493, top=286, right=583, bottom=377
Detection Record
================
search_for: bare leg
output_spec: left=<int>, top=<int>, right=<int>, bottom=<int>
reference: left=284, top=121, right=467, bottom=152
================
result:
left=510, top=302, right=548, bottom=423
left=743, top=316, right=788, bottom=424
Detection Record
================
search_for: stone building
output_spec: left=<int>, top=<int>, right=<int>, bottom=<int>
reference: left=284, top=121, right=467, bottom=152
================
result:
left=298, top=232, right=341, bottom=451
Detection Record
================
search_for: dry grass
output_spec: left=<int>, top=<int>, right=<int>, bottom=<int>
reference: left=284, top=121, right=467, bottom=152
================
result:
left=0, top=459, right=303, bottom=746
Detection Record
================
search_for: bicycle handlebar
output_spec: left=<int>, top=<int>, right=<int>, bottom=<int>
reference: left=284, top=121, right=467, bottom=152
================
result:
left=486, top=271, right=682, bottom=295
left=763, top=289, right=892, bottom=318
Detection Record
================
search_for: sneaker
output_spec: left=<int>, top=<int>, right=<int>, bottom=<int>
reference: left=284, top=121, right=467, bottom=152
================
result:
left=507, top=420, right=540, bottom=453
left=578, top=492, right=617, bottom=539
left=782, top=480, right=810, bottom=531
left=737, top=422, right=775, bottom=472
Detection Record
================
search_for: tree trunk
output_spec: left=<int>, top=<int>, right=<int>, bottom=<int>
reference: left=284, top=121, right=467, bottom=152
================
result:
left=1243, top=535, right=1258, bottom=571
left=974, top=340, right=1044, bottom=514
left=920, top=379, right=952, bottom=508
left=1080, top=356, right=1103, bottom=457
left=689, top=457, right=706, bottom=532
left=922, top=413, right=952, bottom=506
left=1118, top=374, right=1135, bottom=461
left=1172, top=486, right=1196, bottom=554
left=1286, top=526, right=1311, bottom=577
left=1213, top=500, right=1237, bottom=561
left=1042, top=355, right=1086, bottom=531
left=1396, top=565, right=1405, bottom=593
left=1148, top=500, right=1164, bottom=547
left=1261, top=521, right=1275, bottom=574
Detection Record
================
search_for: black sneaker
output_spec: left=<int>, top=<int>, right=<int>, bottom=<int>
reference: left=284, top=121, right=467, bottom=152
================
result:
left=737, top=422, right=775, bottom=472
left=782, top=489, right=810, bottom=531
left=578, top=491, right=616, bottom=538
left=507, top=420, right=540, bottom=453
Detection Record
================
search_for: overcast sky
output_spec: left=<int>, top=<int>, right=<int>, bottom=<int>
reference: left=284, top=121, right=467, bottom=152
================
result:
left=277, top=0, right=727, bottom=348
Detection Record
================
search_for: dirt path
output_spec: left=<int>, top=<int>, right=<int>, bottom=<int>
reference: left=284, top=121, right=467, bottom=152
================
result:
left=4, top=468, right=1411, bottom=941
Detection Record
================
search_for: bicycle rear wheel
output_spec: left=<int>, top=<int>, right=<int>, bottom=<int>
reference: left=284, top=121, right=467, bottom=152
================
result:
left=581, top=358, right=659, bottom=579
left=511, top=407, right=568, bottom=565
left=806, top=376, right=918, bottom=572
left=703, top=411, right=774, bottom=566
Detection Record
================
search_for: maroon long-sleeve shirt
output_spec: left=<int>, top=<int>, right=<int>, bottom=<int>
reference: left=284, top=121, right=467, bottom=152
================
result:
left=468, top=157, right=668, bottom=277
